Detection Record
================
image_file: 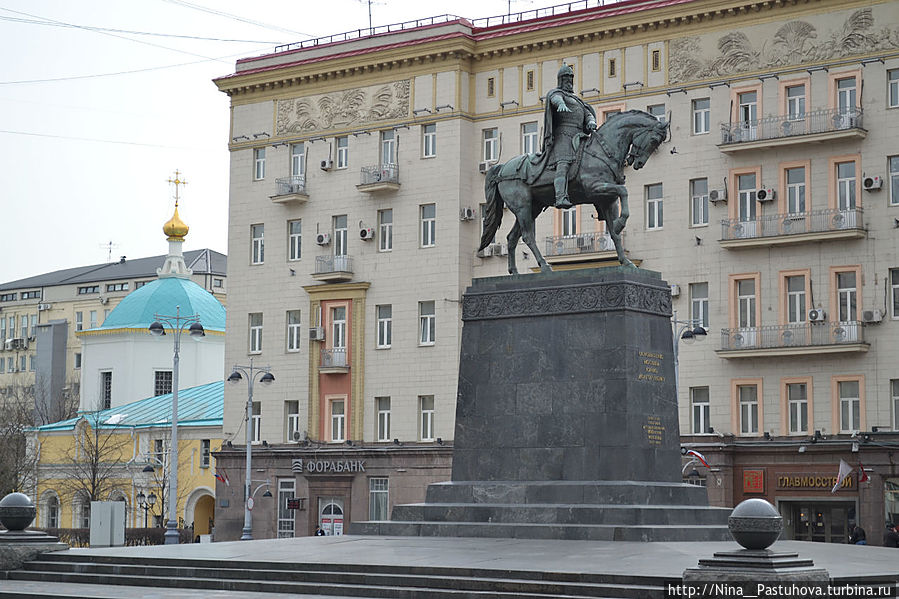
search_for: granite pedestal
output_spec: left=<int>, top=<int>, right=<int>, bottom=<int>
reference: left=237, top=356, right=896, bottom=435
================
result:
left=353, top=268, right=730, bottom=541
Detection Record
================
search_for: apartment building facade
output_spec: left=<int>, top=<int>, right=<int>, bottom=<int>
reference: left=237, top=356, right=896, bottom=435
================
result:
left=214, top=0, right=899, bottom=541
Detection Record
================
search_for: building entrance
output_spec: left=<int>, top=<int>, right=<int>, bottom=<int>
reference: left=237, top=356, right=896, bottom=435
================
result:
left=319, top=497, right=344, bottom=536
left=782, top=501, right=855, bottom=543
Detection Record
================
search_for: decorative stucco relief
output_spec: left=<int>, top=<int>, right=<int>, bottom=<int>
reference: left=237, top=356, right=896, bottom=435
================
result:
left=276, top=80, right=410, bottom=135
left=670, top=8, right=899, bottom=84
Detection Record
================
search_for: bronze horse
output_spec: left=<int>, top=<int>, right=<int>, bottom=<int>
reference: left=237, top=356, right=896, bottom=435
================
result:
left=478, top=110, right=669, bottom=274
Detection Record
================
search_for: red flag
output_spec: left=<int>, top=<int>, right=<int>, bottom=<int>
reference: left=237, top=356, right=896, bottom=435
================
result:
left=858, top=463, right=869, bottom=483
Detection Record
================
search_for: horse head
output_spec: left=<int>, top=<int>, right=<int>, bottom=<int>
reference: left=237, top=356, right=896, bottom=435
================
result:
left=625, top=117, right=669, bottom=170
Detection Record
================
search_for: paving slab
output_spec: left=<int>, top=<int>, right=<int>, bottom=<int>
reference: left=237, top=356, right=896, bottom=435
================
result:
left=0, top=579, right=345, bottom=598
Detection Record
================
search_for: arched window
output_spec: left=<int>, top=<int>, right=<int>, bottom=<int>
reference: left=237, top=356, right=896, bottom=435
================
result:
left=41, top=492, right=59, bottom=529
left=73, top=492, right=91, bottom=529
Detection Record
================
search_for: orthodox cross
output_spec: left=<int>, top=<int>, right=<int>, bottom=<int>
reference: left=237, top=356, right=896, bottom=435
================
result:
left=167, top=170, right=188, bottom=206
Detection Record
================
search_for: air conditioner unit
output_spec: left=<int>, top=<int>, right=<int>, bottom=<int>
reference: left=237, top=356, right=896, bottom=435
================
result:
left=489, top=242, right=503, bottom=256
left=315, top=233, right=331, bottom=245
left=360, top=227, right=375, bottom=240
left=499, top=243, right=509, bottom=256
left=292, top=431, right=303, bottom=441
left=862, top=309, right=884, bottom=323
left=460, top=207, right=475, bottom=221
left=10, top=338, right=25, bottom=350
left=478, top=161, right=494, bottom=174
left=309, top=327, right=325, bottom=341
left=99, top=296, right=109, bottom=305
left=38, top=303, right=51, bottom=311
left=320, top=159, right=333, bottom=171
left=669, top=284, right=681, bottom=297
left=3, top=340, right=12, bottom=351
left=709, top=188, right=727, bottom=203
left=808, top=309, right=827, bottom=322
left=862, top=176, right=883, bottom=191
left=476, top=246, right=493, bottom=258
left=755, top=188, right=776, bottom=202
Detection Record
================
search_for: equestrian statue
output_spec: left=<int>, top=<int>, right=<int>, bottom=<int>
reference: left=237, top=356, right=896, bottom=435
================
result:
left=478, top=64, right=670, bottom=274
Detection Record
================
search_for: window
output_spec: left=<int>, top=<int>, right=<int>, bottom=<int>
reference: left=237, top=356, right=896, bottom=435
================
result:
left=45, top=495, right=59, bottom=528
left=0, top=359, right=4, bottom=374
left=737, top=173, right=757, bottom=222
left=738, top=384, right=759, bottom=435
left=21, top=290, right=40, bottom=299
left=483, top=128, right=498, bottom=162
left=690, top=283, right=709, bottom=328
left=786, top=167, right=806, bottom=214
left=286, top=401, right=300, bottom=442
left=252, top=401, right=261, bottom=443
left=838, top=379, right=860, bottom=432
left=646, top=183, right=663, bottom=230
left=0, top=293, right=14, bottom=302
left=78, top=286, right=99, bottom=295
left=75, top=312, right=83, bottom=331
left=330, top=399, right=345, bottom=442
left=420, top=204, right=436, bottom=247
left=100, top=371, right=112, bottom=410
left=74, top=353, right=81, bottom=369
left=422, top=124, right=436, bottom=158
left=134, top=280, right=149, bottom=289
left=19, top=355, right=25, bottom=372
left=288, top=220, right=302, bottom=261
left=691, top=387, right=710, bottom=434
left=608, top=58, right=616, bottom=77
left=889, top=69, right=899, bottom=108
left=286, top=310, right=301, bottom=352
left=378, top=209, right=393, bottom=252
left=200, top=439, right=210, bottom=468
left=892, top=379, right=899, bottom=430
left=291, top=143, right=305, bottom=177
left=376, top=305, right=392, bottom=348
left=786, top=275, right=807, bottom=324
left=89, top=311, right=97, bottom=329
left=647, top=103, right=666, bottom=123
left=369, top=478, right=389, bottom=521
left=690, top=178, right=708, bottom=226
left=330, top=306, right=347, bottom=350
left=420, top=395, right=435, bottom=441
left=336, top=136, right=348, bottom=169
left=836, top=271, right=857, bottom=323
left=836, top=161, right=857, bottom=210
left=103, top=309, right=109, bottom=324
left=521, top=122, right=538, bottom=155
left=333, top=215, right=348, bottom=257
left=561, top=207, right=577, bottom=237
left=738, top=91, right=758, bottom=138
left=29, top=355, right=35, bottom=371
left=486, top=76, right=495, bottom=97
left=251, top=224, right=264, bottom=264
left=891, top=269, right=899, bottom=319
left=0, top=317, right=4, bottom=340
left=419, top=301, right=435, bottom=345
left=154, top=371, right=173, bottom=396
left=890, top=156, right=899, bottom=206
left=277, top=479, right=296, bottom=538
left=213, top=278, right=224, bottom=288
left=787, top=382, right=808, bottom=434
left=526, top=69, right=535, bottom=91
left=651, top=49, right=661, bottom=71
left=837, top=76, right=857, bottom=115
left=6, top=357, right=12, bottom=373
left=254, top=147, right=266, bottom=180
left=380, top=130, right=396, bottom=166
left=106, top=283, right=128, bottom=292
left=737, top=279, right=757, bottom=329
left=376, top=397, right=391, bottom=441
left=249, top=313, right=263, bottom=353
left=786, top=84, right=806, bottom=120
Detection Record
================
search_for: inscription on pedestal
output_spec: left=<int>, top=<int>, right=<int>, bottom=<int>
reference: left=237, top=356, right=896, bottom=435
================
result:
left=643, top=415, right=665, bottom=446
left=637, top=350, right=666, bottom=383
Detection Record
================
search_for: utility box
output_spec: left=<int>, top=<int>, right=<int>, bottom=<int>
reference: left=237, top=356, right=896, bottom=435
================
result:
left=89, top=501, right=126, bottom=547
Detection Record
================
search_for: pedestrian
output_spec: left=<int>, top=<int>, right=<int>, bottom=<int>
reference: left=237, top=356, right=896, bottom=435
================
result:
left=314, top=526, right=325, bottom=536
left=882, top=524, right=899, bottom=547
left=849, top=524, right=866, bottom=545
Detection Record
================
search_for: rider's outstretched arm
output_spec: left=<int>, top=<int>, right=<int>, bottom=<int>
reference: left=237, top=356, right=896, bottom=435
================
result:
left=551, top=92, right=571, bottom=113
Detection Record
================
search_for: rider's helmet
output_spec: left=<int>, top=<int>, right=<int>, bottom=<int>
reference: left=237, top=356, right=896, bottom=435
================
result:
left=557, top=64, right=574, bottom=87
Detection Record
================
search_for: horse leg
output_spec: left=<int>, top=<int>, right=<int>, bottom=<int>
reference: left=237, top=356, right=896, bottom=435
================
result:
left=506, top=221, right=521, bottom=275
left=519, top=207, right=551, bottom=273
left=599, top=202, right=634, bottom=268
left=613, top=186, right=629, bottom=235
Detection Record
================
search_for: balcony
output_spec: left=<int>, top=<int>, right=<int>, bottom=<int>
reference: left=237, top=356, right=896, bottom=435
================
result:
left=717, top=322, right=868, bottom=358
left=544, top=232, right=617, bottom=266
left=356, top=163, right=400, bottom=192
left=720, top=208, right=865, bottom=248
left=270, top=175, right=308, bottom=205
left=718, top=107, right=866, bottom=153
left=320, top=348, right=349, bottom=374
left=312, top=255, right=353, bottom=283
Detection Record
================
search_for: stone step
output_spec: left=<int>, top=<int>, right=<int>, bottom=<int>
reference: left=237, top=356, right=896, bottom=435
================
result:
left=391, top=502, right=731, bottom=526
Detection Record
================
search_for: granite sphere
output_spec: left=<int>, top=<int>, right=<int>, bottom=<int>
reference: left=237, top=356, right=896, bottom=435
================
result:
left=728, top=498, right=783, bottom=550
left=0, top=492, right=36, bottom=531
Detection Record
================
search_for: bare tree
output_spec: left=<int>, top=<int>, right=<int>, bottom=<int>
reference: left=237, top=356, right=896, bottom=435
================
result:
left=137, top=429, right=196, bottom=528
left=54, top=411, right=131, bottom=507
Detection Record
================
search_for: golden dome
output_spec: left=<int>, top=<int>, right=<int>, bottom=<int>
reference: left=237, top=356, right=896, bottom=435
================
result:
left=163, top=203, right=189, bottom=241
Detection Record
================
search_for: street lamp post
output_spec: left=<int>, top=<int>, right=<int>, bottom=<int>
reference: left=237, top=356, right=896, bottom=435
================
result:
left=136, top=491, right=157, bottom=528
left=672, top=309, right=708, bottom=402
left=149, top=305, right=205, bottom=545
left=227, top=358, right=275, bottom=541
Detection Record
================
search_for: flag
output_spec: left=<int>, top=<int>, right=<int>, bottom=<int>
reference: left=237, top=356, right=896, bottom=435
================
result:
left=686, top=449, right=710, bottom=469
left=215, top=469, right=230, bottom=486
left=858, top=463, right=869, bottom=484
left=832, top=459, right=853, bottom=493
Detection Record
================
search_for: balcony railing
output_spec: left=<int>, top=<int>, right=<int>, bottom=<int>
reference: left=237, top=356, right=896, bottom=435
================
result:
left=320, top=348, right=348, bottom=369
left=720, top=208, right=864, bottom=241
left=720, top=322, right=865, bottom=352
left=719, top=107, right=864, bottom=146
left=360, top=163, right=399, bottom=186
left=314, top=255, right=352, bottom=275
left=545, top=231, right=614, bottom=256
left=275, top=175, right=306, bottom=195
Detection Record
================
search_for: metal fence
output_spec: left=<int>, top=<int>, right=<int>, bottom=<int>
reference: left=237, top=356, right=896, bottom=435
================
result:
left=544, top=231, right=614, bottom=256
left=314, top=255, right=352, bottom=274
left=720, top=321, right=864, bottom=351
left=720, top=208, right=863, bottom=241
left=720, top=107, right=864, bottom=145
left=360, top=164, right=399, bottom=186
left=320, top=348, right=348, bottom=368
left=275, top=175, right=306, bottom=196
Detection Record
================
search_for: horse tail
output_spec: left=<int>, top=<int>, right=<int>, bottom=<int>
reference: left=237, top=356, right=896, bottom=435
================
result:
left=478, top=164, right=504, bottom=252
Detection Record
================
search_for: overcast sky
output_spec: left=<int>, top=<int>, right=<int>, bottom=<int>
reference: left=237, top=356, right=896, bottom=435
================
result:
left=0, top=0, right=552, bottom=283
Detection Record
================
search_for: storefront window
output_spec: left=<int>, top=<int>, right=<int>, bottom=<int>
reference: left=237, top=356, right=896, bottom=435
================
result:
left=886, top=479, right=899, bottom=525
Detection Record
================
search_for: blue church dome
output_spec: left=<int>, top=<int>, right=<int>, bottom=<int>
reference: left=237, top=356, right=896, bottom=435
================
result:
left=93, top=278, right=226, bottom=333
